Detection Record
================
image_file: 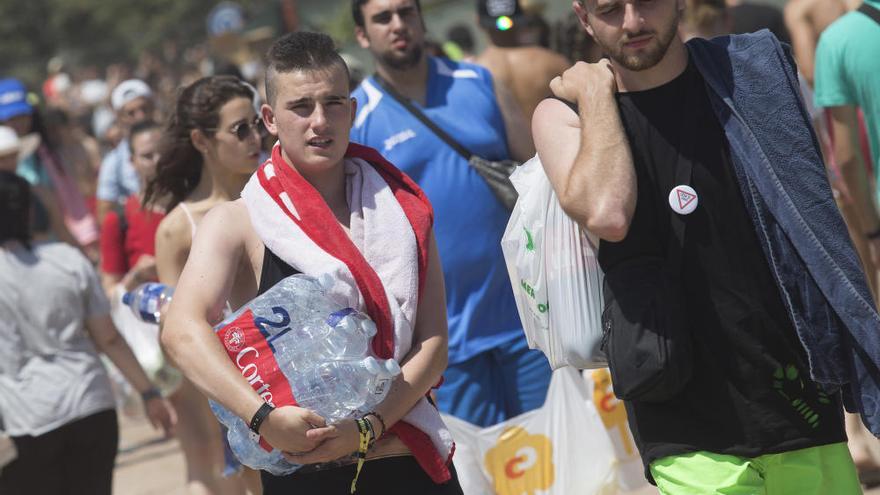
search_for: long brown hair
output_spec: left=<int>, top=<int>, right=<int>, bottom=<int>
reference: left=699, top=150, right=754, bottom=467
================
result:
left=144, top=76, right=253, bottom=209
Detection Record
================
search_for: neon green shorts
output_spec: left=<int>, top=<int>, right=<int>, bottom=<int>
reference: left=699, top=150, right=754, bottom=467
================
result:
left=649, top=442, right=861, bottom=495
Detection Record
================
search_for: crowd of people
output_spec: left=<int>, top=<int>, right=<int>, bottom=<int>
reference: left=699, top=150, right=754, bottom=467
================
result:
left=1, top=0, right=880, bottom=494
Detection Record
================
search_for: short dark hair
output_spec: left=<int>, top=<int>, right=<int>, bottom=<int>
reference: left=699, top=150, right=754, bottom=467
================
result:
left=351, top=0, right=422, bottom=28
left=0, top=171, right=32, bottom=248
left=264, top=32, right=350, bottom=106
left=128, top=119, right=161, bottom=152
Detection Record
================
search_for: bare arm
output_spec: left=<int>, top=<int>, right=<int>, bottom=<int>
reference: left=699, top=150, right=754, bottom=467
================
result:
left=532, top=60, right=636, bottom=241
left=101, top=256, right=158, bottom=298
left=160, top=202, right=327, bottom=454
left=100, top=272, right=123, bottom=299
left=86, top=313, right=176, bottom=435
left=829, top=105, right=880, bottom=244
left=784, top=0, right=818, bottom=86
left=287, top=231, right=450, bottom=464
left=495, top=81, right=536, bottom=163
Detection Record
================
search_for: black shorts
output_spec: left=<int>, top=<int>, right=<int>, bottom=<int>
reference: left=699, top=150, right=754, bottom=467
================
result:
left=261, top=455, right=464, bottom=495
left=0, top=409, right=118, bottom=495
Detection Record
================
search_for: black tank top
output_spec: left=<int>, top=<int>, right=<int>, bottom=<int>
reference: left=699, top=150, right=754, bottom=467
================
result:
left=257, top=246, right=300, bottom=296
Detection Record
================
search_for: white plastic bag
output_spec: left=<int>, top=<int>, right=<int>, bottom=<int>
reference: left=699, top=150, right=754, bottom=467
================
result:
left=444, top=368, right=618, bottom=495
left=107, top=287, right=180, bottom=397
left=583, top=368, right=649, bottom=493
left=501, top=155, right=606, bottom=369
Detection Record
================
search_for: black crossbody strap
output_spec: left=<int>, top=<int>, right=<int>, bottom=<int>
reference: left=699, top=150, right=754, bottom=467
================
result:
left=859, top=2, right=880, bottom=25
left=372, top=74, right=475, bottom=161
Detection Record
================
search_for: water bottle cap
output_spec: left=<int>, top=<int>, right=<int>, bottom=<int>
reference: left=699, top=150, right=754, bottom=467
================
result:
left=362, top=320, right=377, bottom=338
left=122, top=292, right=133, bottom=305
left=384, top=359, right=401, bottom=376
left=338, top=316, right=356, bottom=334
left=363, top=356, right=380, bottom=374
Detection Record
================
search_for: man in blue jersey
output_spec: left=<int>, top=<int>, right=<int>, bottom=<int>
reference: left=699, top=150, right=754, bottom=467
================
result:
left=349, top=0, right=547, bottom=427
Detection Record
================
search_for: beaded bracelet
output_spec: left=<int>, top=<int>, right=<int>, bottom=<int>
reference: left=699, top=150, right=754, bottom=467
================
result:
left=366, top=411, right=387, bottom=438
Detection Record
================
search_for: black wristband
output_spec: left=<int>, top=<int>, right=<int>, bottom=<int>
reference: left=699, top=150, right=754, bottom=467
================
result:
left=249, top=402, right=275, bottom=435
left=867, top=228, right=880, bottom=240
left=140, top=387, right=161, bottom=403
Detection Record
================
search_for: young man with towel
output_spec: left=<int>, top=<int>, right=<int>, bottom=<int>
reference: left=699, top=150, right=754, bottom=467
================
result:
left=160, top=32, right=462, bottom=494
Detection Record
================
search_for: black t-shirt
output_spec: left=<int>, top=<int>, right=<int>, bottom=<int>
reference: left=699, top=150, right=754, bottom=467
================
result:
left=599, top=61, right=845, bottom=471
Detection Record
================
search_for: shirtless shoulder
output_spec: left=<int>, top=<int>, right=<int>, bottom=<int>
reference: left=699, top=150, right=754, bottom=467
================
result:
left=196, top=199, right=264, bottom=309
left=156, top=206, right=192, bottom=250
left=155, top=206, right=196, bottom=285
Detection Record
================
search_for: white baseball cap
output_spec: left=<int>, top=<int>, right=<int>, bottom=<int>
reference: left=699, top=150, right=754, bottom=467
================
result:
left=0, top=126, right=20, bottom=157
left=111, top=79, right=153, bottom=111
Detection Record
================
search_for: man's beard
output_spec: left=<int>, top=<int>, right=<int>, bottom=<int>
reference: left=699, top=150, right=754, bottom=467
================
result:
left=597, top=11, right=679, bottom=71
left=380, top=44, right=423, bottom=71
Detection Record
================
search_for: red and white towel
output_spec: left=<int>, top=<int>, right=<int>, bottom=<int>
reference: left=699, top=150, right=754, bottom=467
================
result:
left=240, top=142, right=454, bottom=482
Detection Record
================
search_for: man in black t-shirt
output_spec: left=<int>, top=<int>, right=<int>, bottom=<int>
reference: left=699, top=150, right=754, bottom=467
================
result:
left=530, top=0, right=862, bottom=493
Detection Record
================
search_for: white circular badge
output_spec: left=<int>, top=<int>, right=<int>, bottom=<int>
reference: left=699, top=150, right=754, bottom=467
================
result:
left=668, top=185, right=699, bottom=215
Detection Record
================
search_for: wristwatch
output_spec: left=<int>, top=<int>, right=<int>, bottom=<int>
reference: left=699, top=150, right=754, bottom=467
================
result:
left=140, top=387, right=161, bottom=402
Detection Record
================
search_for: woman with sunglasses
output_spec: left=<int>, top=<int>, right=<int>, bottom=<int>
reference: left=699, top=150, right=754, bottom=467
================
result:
left=145, top=75, right=263, bottom=495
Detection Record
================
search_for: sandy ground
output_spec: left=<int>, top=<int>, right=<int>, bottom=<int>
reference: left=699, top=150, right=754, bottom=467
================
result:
left=113, top=411, right=188, bottom=495
left=112, top=410, right=880, bottom=495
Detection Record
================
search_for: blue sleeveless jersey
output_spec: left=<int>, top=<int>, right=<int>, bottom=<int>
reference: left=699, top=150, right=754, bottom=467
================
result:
left=351, top=57, right=522, bottom=364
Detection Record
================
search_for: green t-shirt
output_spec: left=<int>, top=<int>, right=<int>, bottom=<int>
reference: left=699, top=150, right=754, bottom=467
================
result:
left=814, top=0, right=880, bottom=200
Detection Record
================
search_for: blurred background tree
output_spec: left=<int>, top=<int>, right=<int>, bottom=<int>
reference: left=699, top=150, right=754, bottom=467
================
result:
left=0, top=0, right=263, bottom=85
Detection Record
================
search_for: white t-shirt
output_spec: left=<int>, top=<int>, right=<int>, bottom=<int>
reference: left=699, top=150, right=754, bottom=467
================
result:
left=0, top=242, right=115, bottom=436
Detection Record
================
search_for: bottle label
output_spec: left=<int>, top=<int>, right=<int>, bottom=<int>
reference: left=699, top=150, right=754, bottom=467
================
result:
left=138, top=283, right=166, bottom=323
left=215, top=308, right=299, bottom=452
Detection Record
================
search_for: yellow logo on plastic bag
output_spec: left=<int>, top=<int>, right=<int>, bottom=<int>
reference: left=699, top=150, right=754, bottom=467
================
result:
left=484, top=426, right=554, bottom=495
left=591, top=368, right=635, bottom=455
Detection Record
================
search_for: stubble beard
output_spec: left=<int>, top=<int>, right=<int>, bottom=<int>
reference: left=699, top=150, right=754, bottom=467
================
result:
left=379, top=44, right=424, bottom=71
left=597, top=11, right=679, bottom=72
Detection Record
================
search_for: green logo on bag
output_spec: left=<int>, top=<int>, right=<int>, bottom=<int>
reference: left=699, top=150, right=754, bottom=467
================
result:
left=520, top=280, right=549, bottom=313
left=524, top=227, right=535, bottom=252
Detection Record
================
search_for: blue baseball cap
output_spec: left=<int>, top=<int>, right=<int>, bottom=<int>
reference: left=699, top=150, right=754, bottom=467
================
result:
left=0, top=79, right=33, bottom=122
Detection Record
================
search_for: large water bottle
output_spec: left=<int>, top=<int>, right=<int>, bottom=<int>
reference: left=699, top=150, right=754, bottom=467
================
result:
left=209, top=274, right=402, bottom=475
left=122, top=282, right=174, bottom=324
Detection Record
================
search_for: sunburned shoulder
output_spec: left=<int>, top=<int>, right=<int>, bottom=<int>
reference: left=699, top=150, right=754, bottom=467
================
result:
left=196, top=200, right=255, bottom=245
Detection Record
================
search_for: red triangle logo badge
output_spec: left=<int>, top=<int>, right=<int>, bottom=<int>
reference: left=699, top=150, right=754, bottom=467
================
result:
left=677, top=189, right=696, bottom=210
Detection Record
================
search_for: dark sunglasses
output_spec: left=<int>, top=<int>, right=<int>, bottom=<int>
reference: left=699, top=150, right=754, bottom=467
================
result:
left=208, top=117, right=266, bottom=141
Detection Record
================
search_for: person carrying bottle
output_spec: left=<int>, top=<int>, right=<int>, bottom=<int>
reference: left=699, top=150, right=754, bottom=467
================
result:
left=99, top=120, right=165, bottom=299
left=161, top=32, right=461, bottom=494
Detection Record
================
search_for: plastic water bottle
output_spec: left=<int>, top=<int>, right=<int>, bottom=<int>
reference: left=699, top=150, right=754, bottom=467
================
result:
left=208, top=274, right=402, bottom=475
left=122, top=282, right=174, bottom=324
left=290, top=356, right=402, bottom=422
